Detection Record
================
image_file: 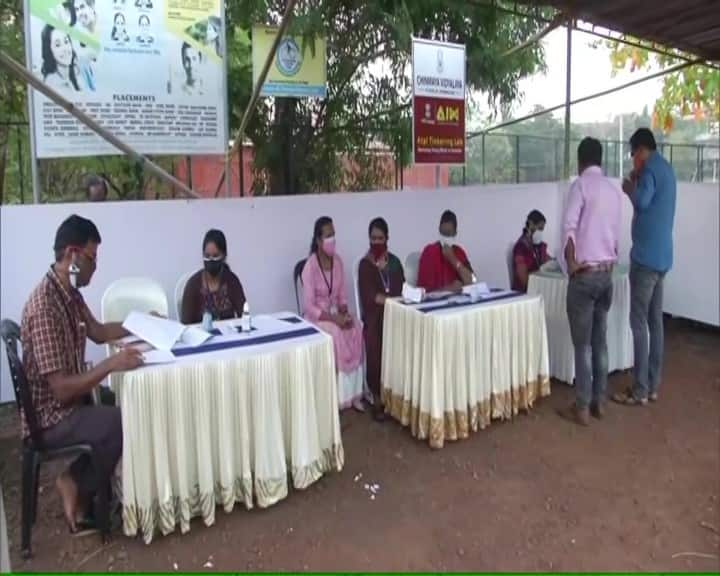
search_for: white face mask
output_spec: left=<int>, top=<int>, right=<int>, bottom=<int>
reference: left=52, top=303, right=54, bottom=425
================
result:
left=69, top=257, right=80, bottom=288
left=532, top=230, right=544, bottom=245
left=439, top=233, right=455, bottom=247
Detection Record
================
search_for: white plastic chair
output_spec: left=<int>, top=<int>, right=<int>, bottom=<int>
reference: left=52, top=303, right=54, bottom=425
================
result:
left=352, top=257, right=372, bottom=405
left=353, top=257, right=363, bottom=320
left=101, top=277, right=169, bottom=324
left=507, top=242, right=516, bottom=289
left=174, top=271, right=195, bottom=321
left=404, top=251, right=421, bottom=286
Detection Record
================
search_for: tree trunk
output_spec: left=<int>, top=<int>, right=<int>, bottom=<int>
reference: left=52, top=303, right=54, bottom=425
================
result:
left=269, top=98, right=298, bottom=195
left=0, top=125, right=8, bottom=204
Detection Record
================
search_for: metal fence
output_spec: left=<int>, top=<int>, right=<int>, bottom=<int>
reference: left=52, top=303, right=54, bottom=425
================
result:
left=3, top=121, right=718, bottom=204
left=450, top=132, right=720, bottom=186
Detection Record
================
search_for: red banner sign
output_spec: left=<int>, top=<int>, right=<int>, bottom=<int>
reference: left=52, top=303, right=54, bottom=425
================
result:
left=413, top=95, right=466, bottom=164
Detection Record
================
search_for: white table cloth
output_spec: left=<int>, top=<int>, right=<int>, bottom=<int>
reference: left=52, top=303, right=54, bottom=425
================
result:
left=381, top=293, right=551, bottom=449
left=111, top=314, right=344, bottom=544
left=527, top=267, right=633, bottom=384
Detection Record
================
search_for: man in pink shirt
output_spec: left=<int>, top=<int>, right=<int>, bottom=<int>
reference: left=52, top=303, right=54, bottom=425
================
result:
left=559, top=137, right=622, bottom=426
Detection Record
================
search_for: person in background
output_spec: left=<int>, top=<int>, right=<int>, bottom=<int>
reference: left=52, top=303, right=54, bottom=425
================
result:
left=41, top=25, right=82, bottom=92
left=181, top=229, right=246, bottom=325
left=512, top=209, right=551, bottom=292
left=71, top=0, right=98, bottom=91
left=181, top=42, right=203, bottom=96
left=613, top=128, right=677, bottom=406
left=416, top=210, right=474, bottom=293
left=205, top=16, right=222, bottom=57
left=84, top=174, right=107, bottom=202
left=20, top=215, right=143, bottom=532
left=559, top=138, right=622, bottom=426
left=358, top=217, right=405, bottom=421
left=302, top=217, right=365, bottom=411
left=111, top=12, right=129, bottom=42
left=73, top=0, right=96, bottom=35
left=136, top=14, right=154, bottom=44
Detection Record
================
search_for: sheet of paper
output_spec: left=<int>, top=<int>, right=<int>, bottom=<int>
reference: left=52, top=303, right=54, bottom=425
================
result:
left=402, top=283, right=425, bottom=303
left=425, top=290, right=454, bottom=300
left=448, top=294, right=471, bottom=304
left=462, top=282, right=490, bottom=299
left=123, top=312, right=186, bottom=351
left=540, top=259, right=563, bottom=274
left=142, top=349, right=177, bottom=365
left=478, top=289, right=516, bottom=300
left=216, top=324, right=239, bottom=336
left=180, top=326, right=212, bottom=347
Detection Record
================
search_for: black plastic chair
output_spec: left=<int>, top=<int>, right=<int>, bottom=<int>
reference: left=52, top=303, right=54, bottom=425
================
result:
left=293, top=258, right=307, bottom=315
left=0, top=319, right=110, bottom=558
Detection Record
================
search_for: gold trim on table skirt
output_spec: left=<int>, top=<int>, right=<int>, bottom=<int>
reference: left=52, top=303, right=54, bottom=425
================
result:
left=122, top=443, right=344, bottom=544
left=383, top=377, right=551, bottom=449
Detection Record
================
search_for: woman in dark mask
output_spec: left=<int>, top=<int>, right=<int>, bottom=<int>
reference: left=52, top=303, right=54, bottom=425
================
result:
left=357, top=217, right=405, bottom=420
left=181, top=229, right=246, bottom=324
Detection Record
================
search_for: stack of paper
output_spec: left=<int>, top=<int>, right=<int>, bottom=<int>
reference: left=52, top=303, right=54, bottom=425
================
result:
left=540, top=259, right=562, bottom=274
left=402, top=283, right=425, bottom=304
left=462, top=282, right=491, bottom=302
left=122, top=312, right=212, bottom=351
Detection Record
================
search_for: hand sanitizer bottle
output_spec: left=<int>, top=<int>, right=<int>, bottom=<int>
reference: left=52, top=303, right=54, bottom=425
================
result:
left=202, top=310, right=213, bottom=332
left=242, top=301, right=251, bottom=332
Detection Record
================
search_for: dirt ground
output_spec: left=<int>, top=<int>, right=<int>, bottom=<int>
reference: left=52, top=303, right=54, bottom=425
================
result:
left=1, top=318, right=719, bottom=573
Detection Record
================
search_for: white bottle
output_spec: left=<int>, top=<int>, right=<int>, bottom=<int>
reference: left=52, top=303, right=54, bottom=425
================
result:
left=242, top=301, right=252, bottom=332
left=202, top=310, right=213, bottom=332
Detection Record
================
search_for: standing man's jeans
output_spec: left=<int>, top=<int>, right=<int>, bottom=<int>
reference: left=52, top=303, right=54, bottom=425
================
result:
left=566, top=270, right=614, bottom=409
left=630, top=261, right=665, bottom=400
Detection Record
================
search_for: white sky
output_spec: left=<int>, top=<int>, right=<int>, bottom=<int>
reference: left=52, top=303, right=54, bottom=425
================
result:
left=475, top=25, right=665, bottom=127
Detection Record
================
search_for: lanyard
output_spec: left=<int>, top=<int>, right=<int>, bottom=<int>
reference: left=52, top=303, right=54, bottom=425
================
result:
left=202, top=270, right=227, bottom=318
left=523, top=236, right=541, bottom=268
left=202, top=276, right=216, bottom=316
left=320, top=260, right=334, bottom=297
left=378, top=264, right=390, bottom=293
left=532, top=244, right=542, bottom=268
left=47, top=271, right=84, bottom=373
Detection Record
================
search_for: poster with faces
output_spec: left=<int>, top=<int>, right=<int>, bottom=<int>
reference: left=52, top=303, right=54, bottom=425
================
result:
left=27, top=0, right=227, bottom=158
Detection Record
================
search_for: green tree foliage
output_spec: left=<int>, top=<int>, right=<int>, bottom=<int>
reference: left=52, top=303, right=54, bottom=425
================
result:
left=608, top=40, right=720, bottom=133
left=1, top=0, right=26, bottom=203
left=2, top=0, right=548, bottom=201
left=228, top=0, right=549, bottom=194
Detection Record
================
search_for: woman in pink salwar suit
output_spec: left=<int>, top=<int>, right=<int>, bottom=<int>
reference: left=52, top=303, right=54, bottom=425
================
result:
left=302, top=216, right=365, bottom=411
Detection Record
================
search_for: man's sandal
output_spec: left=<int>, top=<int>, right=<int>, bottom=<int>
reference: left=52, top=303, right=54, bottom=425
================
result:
left=611, top=388, right=648, bottom=406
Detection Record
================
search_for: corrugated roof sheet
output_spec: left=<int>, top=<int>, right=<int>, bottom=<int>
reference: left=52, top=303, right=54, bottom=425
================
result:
left=520, top=0, right=720, bottom=61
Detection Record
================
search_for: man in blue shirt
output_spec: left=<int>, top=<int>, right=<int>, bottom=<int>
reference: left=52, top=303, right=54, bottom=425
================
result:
left=614, top=128, right=677, bottom=406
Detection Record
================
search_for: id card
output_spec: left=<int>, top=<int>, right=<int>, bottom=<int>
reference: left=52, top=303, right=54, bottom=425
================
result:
left=329, top=305, right=338, bottom=316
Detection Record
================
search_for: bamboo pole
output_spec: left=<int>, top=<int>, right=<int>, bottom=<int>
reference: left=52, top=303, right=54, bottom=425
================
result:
left=0, top=50, right=201, bottom=199
left=213, top=0, right=298, bottom=197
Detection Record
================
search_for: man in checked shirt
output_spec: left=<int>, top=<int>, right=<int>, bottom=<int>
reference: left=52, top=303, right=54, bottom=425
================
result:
left=20, top=215, right=143, bottom=533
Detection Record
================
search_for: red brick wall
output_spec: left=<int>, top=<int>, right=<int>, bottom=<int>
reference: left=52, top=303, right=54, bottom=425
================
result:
left=174, top=146, right=450, bottom=197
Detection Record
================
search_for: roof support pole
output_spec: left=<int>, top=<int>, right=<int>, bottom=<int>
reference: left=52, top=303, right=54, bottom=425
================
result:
left=563, top=23, right=572, bottom=180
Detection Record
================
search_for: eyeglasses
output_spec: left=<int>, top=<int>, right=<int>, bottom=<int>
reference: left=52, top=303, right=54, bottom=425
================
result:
left=71, top=246, right=97, bottom=265
left=82, top=250, right=97, bottom=264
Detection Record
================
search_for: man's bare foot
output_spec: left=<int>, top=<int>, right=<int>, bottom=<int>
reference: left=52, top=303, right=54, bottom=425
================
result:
left=56, top=471, right=79, bottom=532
